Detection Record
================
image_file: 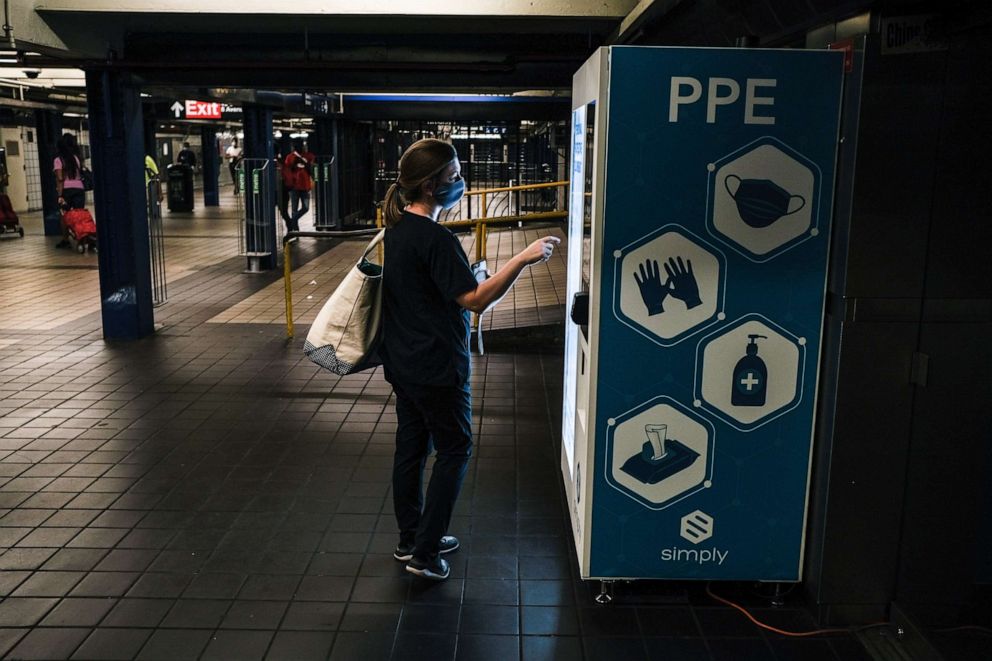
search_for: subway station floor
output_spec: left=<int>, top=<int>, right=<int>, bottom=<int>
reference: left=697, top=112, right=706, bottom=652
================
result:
left=0, top=189, right=877, bottom=660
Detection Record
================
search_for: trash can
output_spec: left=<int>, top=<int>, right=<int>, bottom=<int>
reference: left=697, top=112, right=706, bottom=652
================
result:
left=166, top=163, right=194, bottom=212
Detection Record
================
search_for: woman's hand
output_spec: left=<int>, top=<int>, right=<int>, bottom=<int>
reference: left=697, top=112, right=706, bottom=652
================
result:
left=520, top=236, right=561, bottom=265
left=458, top=235, right=561, bottom=314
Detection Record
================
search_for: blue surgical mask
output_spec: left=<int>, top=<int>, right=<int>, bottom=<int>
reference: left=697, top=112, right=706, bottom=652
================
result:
left=434, top=177, right=465, bottom=210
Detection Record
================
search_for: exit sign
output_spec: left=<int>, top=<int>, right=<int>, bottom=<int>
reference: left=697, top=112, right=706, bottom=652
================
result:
left=169, top=100, right=245, bottom=120
left=185, top=100, right=222, bottom=119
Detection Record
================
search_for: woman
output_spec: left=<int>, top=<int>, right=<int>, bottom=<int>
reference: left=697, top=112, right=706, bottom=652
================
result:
left=53, top=133, right=86, bottom=249
left=225, top=137, right=243, bottom=193
left=381, top=138, right=559, bottom=581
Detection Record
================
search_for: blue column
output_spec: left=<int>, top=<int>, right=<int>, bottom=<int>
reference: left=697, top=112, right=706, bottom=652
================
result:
left=312, top=117, right=334, bottom=228
left=85, top=70, right=154, bottom=340
left=277, top=133, right=293, bottom=161
left=34, top=109, right=63, bottom=236
left=201, top=125, right=220, bottom=206
left=142, top=114, right=157, bottom=167
left=330, top=119, right=341, bottom=228
left=242, top=103, right=276, bottom=270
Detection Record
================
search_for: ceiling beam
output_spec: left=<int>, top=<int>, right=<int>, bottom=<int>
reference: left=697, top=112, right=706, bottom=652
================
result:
left=608, top=0, right=684, bottom=44
left=35, top=0, right=637, bottom=18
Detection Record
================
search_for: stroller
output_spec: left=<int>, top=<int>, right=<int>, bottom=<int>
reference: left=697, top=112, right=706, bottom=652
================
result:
left=63, top=207, right=97, bottom=254
left=0, top=193, right=23, bottom=238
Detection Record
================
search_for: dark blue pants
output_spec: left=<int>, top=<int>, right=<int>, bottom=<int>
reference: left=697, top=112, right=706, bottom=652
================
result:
left=391, top=381, right=472, bottom=559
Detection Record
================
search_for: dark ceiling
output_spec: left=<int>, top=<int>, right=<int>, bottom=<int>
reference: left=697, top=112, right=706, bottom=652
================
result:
left=27, top=2, right=891, bottom=93
left=10, top=0, right=985, bottom=117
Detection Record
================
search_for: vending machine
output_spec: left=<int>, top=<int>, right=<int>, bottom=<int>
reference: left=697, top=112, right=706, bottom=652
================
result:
left=561, top=46, right=844, bottom=586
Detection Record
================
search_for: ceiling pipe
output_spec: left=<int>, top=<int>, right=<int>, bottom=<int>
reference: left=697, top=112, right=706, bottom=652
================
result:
left=2, top=0, right=13, bottom=49
left=609, top=0, right=684, bottom=45
left=21, top=57, right=518, bottom=73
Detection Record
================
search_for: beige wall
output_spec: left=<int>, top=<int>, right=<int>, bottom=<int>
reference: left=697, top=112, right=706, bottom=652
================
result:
left=1, top=128, right=28, bottom=214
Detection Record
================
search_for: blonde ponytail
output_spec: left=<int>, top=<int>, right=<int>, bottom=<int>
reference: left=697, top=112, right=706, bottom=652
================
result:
left=380, top=138, right=458, bottom=229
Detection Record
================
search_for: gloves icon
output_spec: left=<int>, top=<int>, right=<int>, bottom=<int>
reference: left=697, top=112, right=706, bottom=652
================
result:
left=664, top=256, right=702, bottom=310
left=634, top=259, right=669, bottom=316
left=634, top=256, right=703, bottom=316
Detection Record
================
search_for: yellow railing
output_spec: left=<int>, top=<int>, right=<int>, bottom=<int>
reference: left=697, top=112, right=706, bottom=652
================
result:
left=447, top=180, right=568, bottom=264
left=283, top=180, right=569, bottom=339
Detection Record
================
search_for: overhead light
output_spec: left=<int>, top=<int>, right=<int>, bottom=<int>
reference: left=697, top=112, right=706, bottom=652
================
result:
left=450, top=134, right=502, bottom=140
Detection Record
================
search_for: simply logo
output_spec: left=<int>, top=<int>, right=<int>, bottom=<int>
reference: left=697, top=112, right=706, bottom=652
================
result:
left=680, top=510, right=713, bottom=544
left=663, top=510, right=729, bottom=566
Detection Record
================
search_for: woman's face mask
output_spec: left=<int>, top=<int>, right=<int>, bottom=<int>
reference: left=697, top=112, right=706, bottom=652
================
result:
left=433, top=176, right=465, bottom=210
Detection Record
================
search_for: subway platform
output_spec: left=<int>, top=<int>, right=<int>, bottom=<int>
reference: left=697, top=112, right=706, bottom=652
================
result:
left=0, top=193, right=878, bottom=660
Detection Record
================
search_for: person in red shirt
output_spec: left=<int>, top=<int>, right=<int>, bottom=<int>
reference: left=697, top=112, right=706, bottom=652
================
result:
left=277, top=145, right=294, bottom=230
left=284, top=141, right=315, bottom=232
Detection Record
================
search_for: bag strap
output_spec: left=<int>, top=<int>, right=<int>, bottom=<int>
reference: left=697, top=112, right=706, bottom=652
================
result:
left=361, top=230, right=385, bottom=261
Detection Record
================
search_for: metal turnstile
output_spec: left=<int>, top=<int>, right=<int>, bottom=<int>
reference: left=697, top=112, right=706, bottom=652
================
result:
left=147, top=179, right=167, bottom=306
left=237, top=158, right=276, bottom=272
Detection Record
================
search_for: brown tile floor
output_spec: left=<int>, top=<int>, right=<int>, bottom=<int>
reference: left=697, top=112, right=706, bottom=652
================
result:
left=209, top=224, right=566, bottom=329
left=0, top=189, right=889, bottom=660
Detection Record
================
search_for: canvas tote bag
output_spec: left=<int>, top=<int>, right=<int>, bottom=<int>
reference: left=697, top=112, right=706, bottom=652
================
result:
left=304, top=230, right=384, bottom=374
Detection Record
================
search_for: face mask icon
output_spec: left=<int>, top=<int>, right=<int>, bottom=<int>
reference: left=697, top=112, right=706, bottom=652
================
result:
left=724, top=175, right=806, bottom=228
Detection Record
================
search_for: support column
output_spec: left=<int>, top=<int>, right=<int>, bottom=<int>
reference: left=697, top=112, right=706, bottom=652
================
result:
left=275, top=133, right=292, bottom=226
left=85, top=70, right=154, bottom=340
left=142, top=114, right=157, bottom=166
left=200, top=125, right=219, bottom=206
left=330, top=118, right=341, bottom=228
left=242, top=103, right=276, bottom=271
left=34, top=109, right=63, bottom=236
left=312, top=116, right=337, bottom=229
left=277, top=133, right=293, bottom=161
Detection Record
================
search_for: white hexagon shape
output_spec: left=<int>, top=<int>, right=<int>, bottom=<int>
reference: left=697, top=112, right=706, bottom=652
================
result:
left=606, top=396, right=715, bottom=510
left=695, top=315, right=806, bottom=431
left=680, top=510, right=714, bottom=545
left=614, top=225, right=726, bottom=347
left=707, top=137, right=821, bottom=262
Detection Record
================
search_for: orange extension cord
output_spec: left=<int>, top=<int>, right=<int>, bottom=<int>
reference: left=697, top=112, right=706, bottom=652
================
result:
left=705, top=583, right=883, bottom=637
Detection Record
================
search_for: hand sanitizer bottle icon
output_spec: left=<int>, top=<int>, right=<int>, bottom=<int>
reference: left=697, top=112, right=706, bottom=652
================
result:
left=731, top=334, right=768, bottom=407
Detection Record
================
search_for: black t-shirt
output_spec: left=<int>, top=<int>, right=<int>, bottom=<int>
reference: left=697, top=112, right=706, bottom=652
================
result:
left=381, top=211, right=478, bottom=387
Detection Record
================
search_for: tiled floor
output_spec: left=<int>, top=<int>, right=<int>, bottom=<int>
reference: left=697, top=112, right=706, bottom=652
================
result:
left=209, top=225, right=566, bottom=330
left=0, top=191, right=882, bottom=660
left=0, top=196, right=241, bottom=331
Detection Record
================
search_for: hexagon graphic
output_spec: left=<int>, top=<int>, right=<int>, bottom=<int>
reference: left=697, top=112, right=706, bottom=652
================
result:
left=694, top=315, right=806, bottom=431
left=606, top=396, right=715, bottom=510
left=706, top=137, right=821, bottom=262
left=613, top=225, right=726, bottom=347
left=680, top=510, right=714, bottom=545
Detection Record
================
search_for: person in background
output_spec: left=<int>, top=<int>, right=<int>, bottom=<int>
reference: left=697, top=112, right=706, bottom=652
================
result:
left=145, top=154, right=164, bottom=204
left=53, top=133, right=86, bottom=249
left=177, top=142, right=198, bottom=170
left=225, top=137, right=243, bottom=193
left=284, top=140, right=314, bottom=233
left=276, top=144, right=293, bottom=231
left=381, top=138, right=559, bottom=581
